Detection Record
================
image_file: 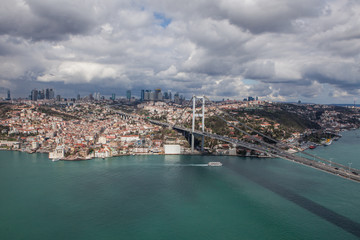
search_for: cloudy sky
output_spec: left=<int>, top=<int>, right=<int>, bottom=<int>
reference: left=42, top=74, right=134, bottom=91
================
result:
left=1, top=0, right=360, bottom=103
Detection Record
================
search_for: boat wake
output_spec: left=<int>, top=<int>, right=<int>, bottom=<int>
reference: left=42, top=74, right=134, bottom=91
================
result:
left=164, top=163, right=209, bottom=167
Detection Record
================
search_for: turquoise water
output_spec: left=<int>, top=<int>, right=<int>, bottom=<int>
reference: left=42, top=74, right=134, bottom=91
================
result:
left=0, top=130, right=359, bottom=240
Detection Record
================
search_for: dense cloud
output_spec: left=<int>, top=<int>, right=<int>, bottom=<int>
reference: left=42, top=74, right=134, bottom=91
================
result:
left=0, top=0, right=360, bottom=103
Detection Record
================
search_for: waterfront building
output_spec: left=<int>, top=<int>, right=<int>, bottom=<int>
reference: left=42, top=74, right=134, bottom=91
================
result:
left=31, top=142, right=39, bottom=150
left=164, top=144, right=181, bottom=154
left=49, top=146, right=65, bottom=159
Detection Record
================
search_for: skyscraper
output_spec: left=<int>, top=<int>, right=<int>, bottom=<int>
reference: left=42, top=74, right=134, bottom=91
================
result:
left=93, top=92, right=100, bottom=101
left=174, top=92, right=180, bottom=104
left=144, top=90, right=151, bottom=101
left=49, top=89, right=55, bottom=99
left=111, top=93, right=116, bottom=101
left=39, top=89, right=45, bottom=100
left=140, top=90, right=145, bottom=101
left=6, top=90, right=10, bottom=100
left=126, top=90, right=131, bottom=101
left=31, top=89, right=38, bottom=101
left=154, top=89, right=162, bottom=101
left=163, top=92, right=169, bottom=99
left=45, top=89, right=50, bottom=99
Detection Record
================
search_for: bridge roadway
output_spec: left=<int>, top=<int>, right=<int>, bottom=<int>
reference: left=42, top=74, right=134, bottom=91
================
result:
left=109, top=108, right=360, bottom=183
left=148, top=119, right=360, bottom=183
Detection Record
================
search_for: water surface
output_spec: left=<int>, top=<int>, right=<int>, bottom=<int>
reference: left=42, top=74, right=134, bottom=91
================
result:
left=0, top=130, right=359, bottom=240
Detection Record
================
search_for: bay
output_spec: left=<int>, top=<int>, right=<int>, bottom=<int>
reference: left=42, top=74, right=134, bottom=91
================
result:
left=0, top=130, right=359, bottom=240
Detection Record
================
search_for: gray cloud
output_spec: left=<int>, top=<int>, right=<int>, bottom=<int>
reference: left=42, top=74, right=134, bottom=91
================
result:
left=0, top=0, right=99, bottom=41
left=0, top=0, right=360, bottom=103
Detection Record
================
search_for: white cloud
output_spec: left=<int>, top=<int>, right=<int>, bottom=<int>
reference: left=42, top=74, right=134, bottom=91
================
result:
left=0, top=0, right=359, bottom=103
left=38, top=62, right=120, bottom=84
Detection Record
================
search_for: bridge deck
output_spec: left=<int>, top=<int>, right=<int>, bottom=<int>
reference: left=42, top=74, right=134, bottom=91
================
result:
left=149, top=119, right=360, bottom=183
left=110, top=109, right=360, bottom=183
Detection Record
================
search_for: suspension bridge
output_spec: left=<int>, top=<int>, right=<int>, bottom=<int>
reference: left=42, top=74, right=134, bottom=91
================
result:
left=110, top=96, right=360, bottom=183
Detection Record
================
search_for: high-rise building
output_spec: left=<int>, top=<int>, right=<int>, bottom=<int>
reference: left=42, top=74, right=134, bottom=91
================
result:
left=154, top=89, right=162, bottom=101
left=45, top=89, right=50, bottom=99
left=163, top=92, right=169, bottom=99
left=93, top=92, right=100, bottom=101
left=56, top=95, right=61, bottom=101
left=140, top=90, right=145, bottom=101
left=126, top=90, right=131, bottom=101
left=31, top=89, right=38, bottom=101
left=111, top=93, right=116, bottom=101
left=6, top=90, right=10, bottom=100
left=174, top=93, right=180, bottom=104
left=149, top=92, right=155, bottom=101
left=39, top=89, right=45, bottom=100
left=77, top=94, right=81, bottom=101
left=144, top=90, right=151, bottom=101
left=49, top=89, right=55, bottom=99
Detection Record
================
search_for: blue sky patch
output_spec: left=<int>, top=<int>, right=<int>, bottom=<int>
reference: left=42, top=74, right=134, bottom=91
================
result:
left=154, top=12, right=172, bottom=28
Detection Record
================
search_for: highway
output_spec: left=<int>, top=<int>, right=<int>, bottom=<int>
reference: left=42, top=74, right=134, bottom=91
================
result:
left=110, top=108, right=360, bottom=183
left=149, top=119, right=360, bottom=183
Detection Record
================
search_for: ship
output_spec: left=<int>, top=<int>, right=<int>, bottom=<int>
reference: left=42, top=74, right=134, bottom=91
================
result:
left=208, top=162, right=223, bottom=167
left=324, top=139, right=332, bottom=146
left=309, top=145, right=316, bottom=149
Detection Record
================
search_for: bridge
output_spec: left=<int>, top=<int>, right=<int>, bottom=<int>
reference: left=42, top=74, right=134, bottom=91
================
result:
left=109, top=97, right=360, bottom=183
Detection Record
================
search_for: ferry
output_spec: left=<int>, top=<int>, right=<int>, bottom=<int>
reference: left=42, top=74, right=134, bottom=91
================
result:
left=208, top=162, right=223, bottom=167
left=324, top=139, right=333, bottom=146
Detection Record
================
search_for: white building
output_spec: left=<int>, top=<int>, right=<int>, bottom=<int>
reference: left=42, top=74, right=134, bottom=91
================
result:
left=120, top=135, right=140, bottom=142
left=49, top=146, right=65, bottom=159
left=164, top=145, right=181, bottom=155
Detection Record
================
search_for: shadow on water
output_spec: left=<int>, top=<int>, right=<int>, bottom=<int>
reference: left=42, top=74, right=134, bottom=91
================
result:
left=226, top=161, right=360, bottom=238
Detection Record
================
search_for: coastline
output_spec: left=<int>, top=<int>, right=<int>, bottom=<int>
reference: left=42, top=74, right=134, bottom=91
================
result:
left=0, top=130, right=350, bottom=161
left=1, top=127, right=358, bottom=162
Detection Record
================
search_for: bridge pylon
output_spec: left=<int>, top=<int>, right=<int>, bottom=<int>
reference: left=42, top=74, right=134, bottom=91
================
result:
left=191, top=95, right=205, bottom=153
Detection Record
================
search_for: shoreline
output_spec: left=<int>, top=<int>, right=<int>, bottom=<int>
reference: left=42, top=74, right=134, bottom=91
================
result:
left=2, top=128, right=358, bottom=161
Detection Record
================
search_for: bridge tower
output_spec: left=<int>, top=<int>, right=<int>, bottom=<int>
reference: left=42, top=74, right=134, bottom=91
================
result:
left=191, top=95, right=205, bottom=153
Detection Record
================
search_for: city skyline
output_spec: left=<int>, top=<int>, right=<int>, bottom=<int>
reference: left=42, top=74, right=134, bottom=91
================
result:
left=1, top=0, right=360, bottom=103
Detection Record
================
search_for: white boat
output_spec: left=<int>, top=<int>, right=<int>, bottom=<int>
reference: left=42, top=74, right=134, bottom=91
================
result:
left=324, top=139, right=333, bottom=146
left=52, top=158, right=60, bottom=162
left=208, top=162, right=223, bottom=167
